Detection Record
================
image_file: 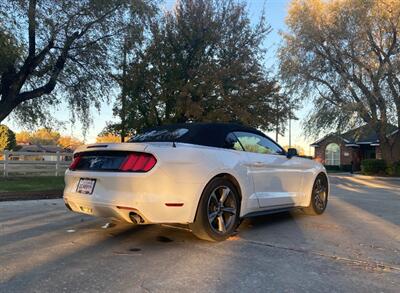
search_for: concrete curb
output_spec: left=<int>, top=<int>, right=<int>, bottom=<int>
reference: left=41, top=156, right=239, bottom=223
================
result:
left=352, top=174, right=400, bottom=181
left=330, top=173, right=400, bottom=181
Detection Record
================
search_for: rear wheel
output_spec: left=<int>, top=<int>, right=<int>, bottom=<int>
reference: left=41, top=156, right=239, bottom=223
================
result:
left=190, top=178, right=240, bottom=242
left=304, top=173, right=328, bottom=215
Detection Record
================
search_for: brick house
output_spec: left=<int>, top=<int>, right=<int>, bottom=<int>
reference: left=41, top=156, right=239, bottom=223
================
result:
left=310, top=124, right=398, bottom=171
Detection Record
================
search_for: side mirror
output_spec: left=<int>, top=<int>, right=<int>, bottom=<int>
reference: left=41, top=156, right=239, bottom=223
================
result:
left=286, top=148, right=298, bottom=159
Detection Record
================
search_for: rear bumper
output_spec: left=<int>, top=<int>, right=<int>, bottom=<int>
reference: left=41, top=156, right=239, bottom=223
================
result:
left=63, top=169, right=203, bottom=224
left=63, top=194, right=197, bottom=224
left=64, top=197, right=134, bottom=222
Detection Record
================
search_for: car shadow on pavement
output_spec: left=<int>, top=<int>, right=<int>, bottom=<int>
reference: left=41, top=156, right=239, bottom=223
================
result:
left=0, top=219, right=199, bottom=290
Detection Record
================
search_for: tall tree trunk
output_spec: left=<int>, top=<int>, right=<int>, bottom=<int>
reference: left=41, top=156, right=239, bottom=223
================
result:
left=0, top=97, right=19, bottom=123
left=389, top=133, right=400, bottom=163
left=378, top=128, right=400, bottom=164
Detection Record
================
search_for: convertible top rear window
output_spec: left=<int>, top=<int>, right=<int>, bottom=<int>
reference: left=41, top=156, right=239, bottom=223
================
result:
left=129, top=128, right=189, bottom=142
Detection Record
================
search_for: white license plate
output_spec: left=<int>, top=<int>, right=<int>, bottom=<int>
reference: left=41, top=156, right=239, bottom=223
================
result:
left=76, top=178, right=96, bottom=195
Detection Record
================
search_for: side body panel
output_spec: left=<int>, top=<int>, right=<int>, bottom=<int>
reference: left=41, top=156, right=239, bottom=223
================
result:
left=245, top=153, right=305, bottom=207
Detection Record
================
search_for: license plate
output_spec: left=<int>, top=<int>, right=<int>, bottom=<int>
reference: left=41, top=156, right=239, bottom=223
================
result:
left=76, top=178, right=96, bottom=195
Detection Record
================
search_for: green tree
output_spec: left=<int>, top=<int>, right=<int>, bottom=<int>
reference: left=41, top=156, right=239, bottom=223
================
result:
left=110, top=0, right=293, bottom=135
left=0, top=125, right=17, bottom=151
left=110, top=3, right=157, bottom=142
left=279, top=0, right=400, bottom=163
left=16, top=128, right=82, bottom=148
left=0, top=0, right=156, bottom=128
left=96, top=133, right=121, bottom=143
left=28, top=128, right=61, bottom=145
left=0, top=26, right=22, bottom=78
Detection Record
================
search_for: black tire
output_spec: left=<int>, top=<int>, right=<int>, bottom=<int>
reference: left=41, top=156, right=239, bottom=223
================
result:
left=190, top=178, right=240, bottom=242
left=304, top=173, right=329, bottom=215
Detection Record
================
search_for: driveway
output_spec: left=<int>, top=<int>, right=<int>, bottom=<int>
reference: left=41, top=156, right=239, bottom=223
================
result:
left=0, top=175, right=399, bottom=292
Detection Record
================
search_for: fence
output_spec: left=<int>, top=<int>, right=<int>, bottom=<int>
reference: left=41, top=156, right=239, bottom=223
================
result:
left=0, top=150, right=73, bottom=177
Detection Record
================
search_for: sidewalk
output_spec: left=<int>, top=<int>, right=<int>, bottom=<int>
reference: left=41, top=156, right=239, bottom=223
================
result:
left=353, top=174, right=400, bottom=181
left=329, top=173, right=400, bottom=181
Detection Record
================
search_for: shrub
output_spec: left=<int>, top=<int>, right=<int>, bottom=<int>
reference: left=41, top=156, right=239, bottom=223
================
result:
left=340, top=164, right=352, bottom=172
left=395, top=162, right=400, bottom=176
left=324, top=165, right=352, bottom=172
left=361, top=159, right=386, bottom=175
left=0, top=124, right=17, bottom=151
left=324, top=165, right=340, bottom=172
left=386, top=161, right=400, bottom=176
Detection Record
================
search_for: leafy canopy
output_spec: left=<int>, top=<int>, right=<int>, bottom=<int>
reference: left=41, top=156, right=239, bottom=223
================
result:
left=280, top=0, right=400, bottom=134
left=279, top=0, right=400, bottom=162
left=16, top=128, right=82, bottom=149
left=109, top=0, right=293, bottom=136
left=0, top=0, right=156, bottom=129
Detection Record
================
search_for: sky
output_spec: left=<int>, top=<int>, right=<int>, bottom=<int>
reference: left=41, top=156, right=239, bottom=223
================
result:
left=5, top=0, right=315, bottom=156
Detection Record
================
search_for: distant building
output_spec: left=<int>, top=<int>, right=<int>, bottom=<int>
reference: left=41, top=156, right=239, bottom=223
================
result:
left=11, top=144, right=73, bottom=161
left=310, top=124, right=398, bottom=171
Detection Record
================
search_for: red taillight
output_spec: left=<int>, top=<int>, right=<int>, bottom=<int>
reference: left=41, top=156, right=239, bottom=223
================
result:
left=69, top=155, right=81, bottom=170
left=119, top=153, right=157, bottom=172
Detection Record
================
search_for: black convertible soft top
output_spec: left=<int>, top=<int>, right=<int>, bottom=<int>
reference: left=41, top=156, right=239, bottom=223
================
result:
left=129, top=122, right=269, bottom=149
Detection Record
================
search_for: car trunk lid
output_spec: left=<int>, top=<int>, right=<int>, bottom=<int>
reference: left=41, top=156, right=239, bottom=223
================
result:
left=76, top=142, right=148, bottom=153
left=70, top=143, right=156, bottom=172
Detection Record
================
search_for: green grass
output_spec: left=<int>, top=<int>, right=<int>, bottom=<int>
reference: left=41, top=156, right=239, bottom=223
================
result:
left=0, top=176, right=65, bottom=193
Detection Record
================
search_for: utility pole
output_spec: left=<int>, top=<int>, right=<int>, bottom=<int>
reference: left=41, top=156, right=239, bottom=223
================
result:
left=274, top=97, right=280, bottom=143
left=289, top=116, right=292, bottom=148
left=120, top=35, right=128, bottom=143
left=275, top=112, right=279, bottom=143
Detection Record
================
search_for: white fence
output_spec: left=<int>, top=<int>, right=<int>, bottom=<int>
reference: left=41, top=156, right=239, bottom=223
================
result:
left=0, top=150, right=73, bottom=177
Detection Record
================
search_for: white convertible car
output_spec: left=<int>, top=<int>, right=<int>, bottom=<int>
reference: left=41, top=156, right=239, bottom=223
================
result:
left=64, top=123, right=329, bottom=241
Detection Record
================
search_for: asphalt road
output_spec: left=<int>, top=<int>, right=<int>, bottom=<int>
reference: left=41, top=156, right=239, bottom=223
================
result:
left=1, top=175, right=399, bottom=292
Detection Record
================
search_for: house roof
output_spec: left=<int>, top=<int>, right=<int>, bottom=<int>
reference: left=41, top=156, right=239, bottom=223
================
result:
left=18, top=144, right=73, bottom=153
left=310, top=124, right=398, bottom=147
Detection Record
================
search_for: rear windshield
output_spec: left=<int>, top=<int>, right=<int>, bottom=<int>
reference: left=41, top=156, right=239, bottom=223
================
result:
left=129, top=128, right=189, bottom=142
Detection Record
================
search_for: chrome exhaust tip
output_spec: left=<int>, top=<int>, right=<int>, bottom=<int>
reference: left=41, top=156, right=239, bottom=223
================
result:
left=129, top=212, right=144, bottom=224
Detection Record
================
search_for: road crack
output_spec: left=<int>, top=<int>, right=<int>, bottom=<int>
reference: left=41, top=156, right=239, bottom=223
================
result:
left=241, top=239, right=400, bottom=273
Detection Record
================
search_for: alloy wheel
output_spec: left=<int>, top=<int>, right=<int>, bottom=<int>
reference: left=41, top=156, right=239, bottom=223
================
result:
left=207, top=186, right=237, bottom=234
left=313, top=177, right=327, bottom=211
